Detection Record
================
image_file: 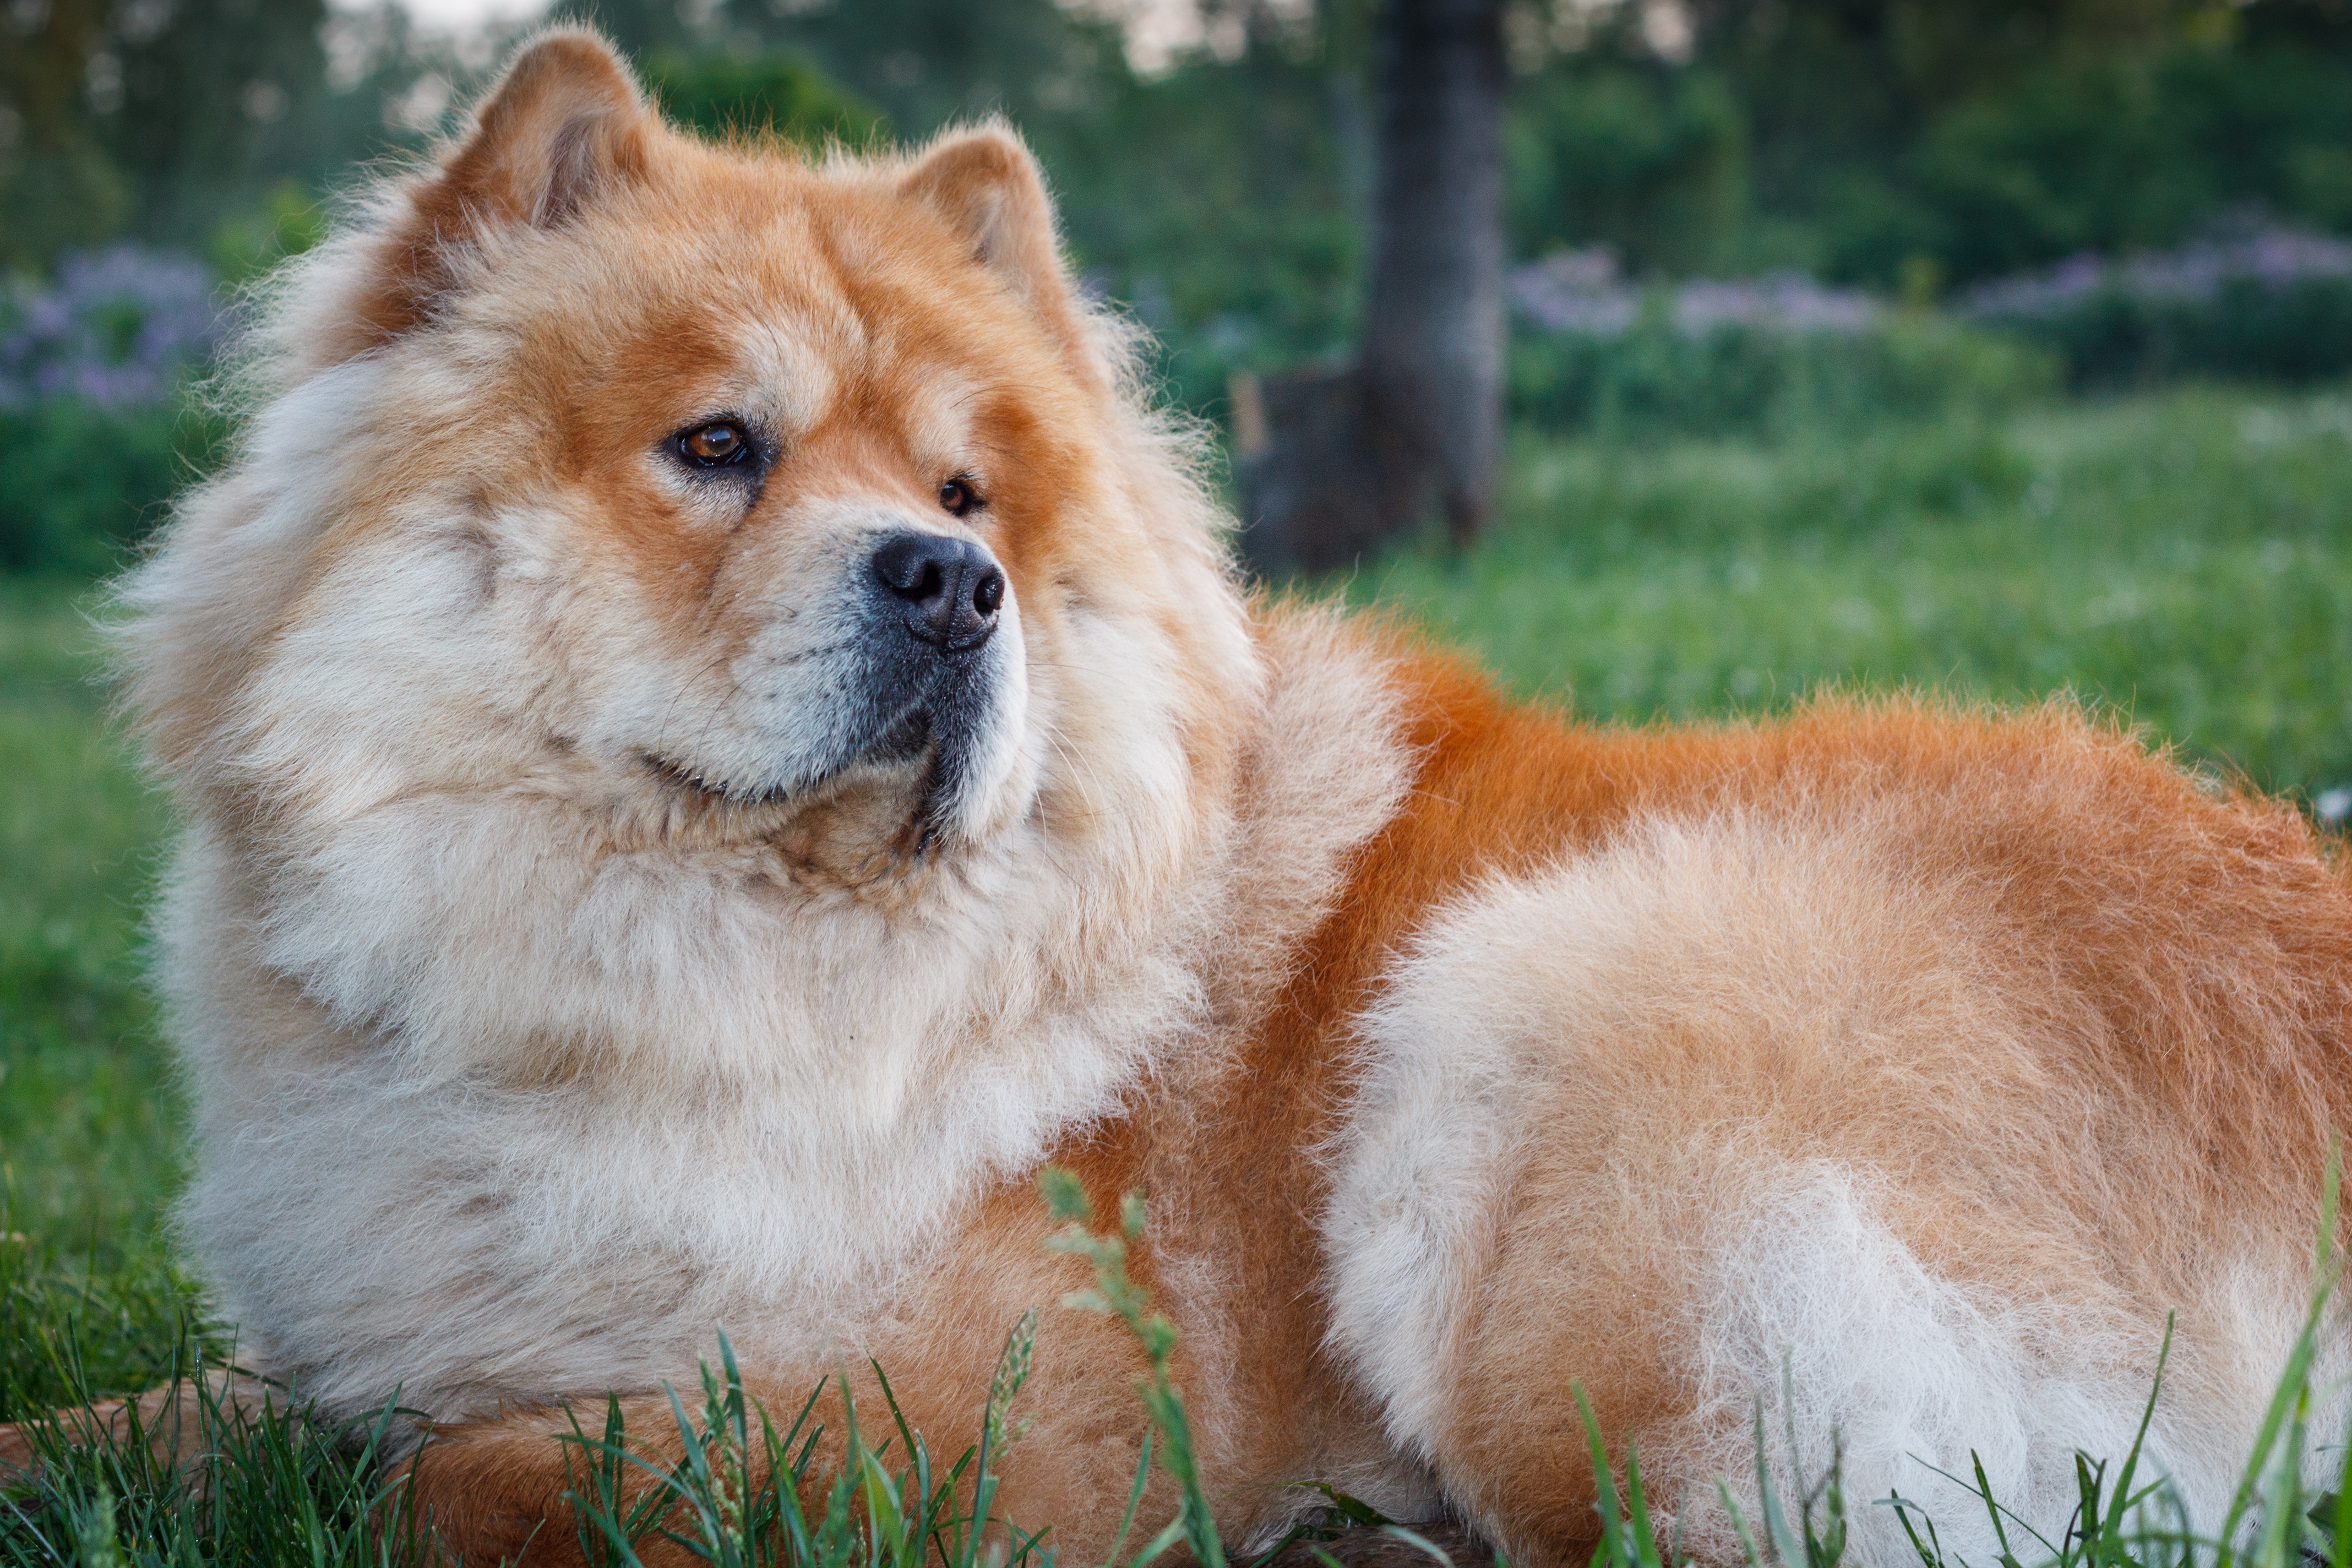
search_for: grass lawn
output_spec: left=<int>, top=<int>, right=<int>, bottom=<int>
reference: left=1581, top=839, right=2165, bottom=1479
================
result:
left=3, top=380, right=2352, bottom=1560
left=0, top=579, right=197, bottom=1418
left=1359, top=384, right=2352, bottom=801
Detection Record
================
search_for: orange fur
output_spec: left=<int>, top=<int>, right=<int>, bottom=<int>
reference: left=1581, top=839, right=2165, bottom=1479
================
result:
left=384, top=667, right=2352, bottom=1565
left=19, top=30, right=2352, bottom=1568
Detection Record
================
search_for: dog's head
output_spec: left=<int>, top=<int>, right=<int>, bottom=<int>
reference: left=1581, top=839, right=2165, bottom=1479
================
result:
left=132, top=30, right=1256, bottom=884
left=120, top=34, right=1266, bottom=1076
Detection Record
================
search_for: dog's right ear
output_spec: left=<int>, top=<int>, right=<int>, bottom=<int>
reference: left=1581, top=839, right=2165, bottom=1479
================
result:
left=339, top=29, right=652, bottom=356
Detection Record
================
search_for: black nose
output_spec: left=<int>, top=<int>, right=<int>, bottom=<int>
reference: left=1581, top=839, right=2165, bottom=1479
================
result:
left=871, top=531, right=1006, bottom=650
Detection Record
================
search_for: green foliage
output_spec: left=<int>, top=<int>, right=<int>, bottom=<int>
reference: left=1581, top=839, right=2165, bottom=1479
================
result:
left=553, top=0, right=1136, bottom=134
left=1907, top=59, right=2213, bottom=283
left=1840, top=38, right=2352, bottom=290
left=16, top=0, right=2352, bottom=424
left=1990, top=277, right=2352, bottom=390
left=0, top=0, right=337, bottom=276
left=553, top=1171, right=1229, bottom=1568
left=557, top=1327, right=1060, bottom=1568
left=204, top=181, right=328, bottom=289
left=1510, top=315, right=2057, bottom=443
left=0, top=0, right=132, bottom=275
left=1540, top=2, right=2352, bottom=290
left=1508, top=64, right=1754, bottom=278
left=0, top=1238, right=202, bottom=1429
left=1038, top=42, right=1373, bottom=412
left=100, top=0, right=333, bottom=249
left=0, top=1304, right=445, bottom=1564
left=0, top=399, right=226, bottom=578
left=646, top=52, right=884, bottom=148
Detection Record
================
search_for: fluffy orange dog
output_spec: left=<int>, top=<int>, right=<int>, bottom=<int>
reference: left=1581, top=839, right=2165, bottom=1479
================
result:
left=50, top=28, right=2352, bottom=1565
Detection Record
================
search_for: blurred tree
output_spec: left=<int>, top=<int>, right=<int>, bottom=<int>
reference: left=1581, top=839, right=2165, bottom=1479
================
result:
left=0, top=0, right=132, bottom=272
left=0, top=0, right=341, bottom=274
left=1233, top=0, right=1509, bottom=571
left=1039, top=13, right=1375, bottom=407
left=1909, top=58, right=2206, bottom=280
left=548, top=0, right=1121, bottom=135
left=1360, top=0, right=1507, bottom=547
left=14, top=0, right=2352, bottom=413
left=760, top=0, right=1121, bottom=134
left=103, top=0, right=333, bottom=245
left=2245, top=0, right=2352, bottom=53
left=1663, top=0, right=2352, bottom=285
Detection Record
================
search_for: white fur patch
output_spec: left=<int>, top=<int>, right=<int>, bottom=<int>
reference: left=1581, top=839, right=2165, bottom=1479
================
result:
left=1689, top=1162, right=2190, bottom=1566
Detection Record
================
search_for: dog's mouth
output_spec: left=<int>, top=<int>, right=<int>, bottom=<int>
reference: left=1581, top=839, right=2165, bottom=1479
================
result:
left=637, top=750, right=792, bottom=808
left=635, top=695, right=973, bottom=844
left=638, top=706, right=928, bottom=802
left=630, top=598, right=1013, bottom=850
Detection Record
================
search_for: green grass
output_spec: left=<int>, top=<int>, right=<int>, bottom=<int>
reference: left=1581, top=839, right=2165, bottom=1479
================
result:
left=0, top=578, right=177, bottom=1248
left=0, top=577, right=198, bottom=1430
left=1358, top=384, right=2352, bottom=800
left=6, top=380, right=2352, bottom=1560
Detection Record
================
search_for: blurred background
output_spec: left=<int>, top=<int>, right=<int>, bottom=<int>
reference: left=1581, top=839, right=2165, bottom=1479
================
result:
left=12, top=1, right=2352, bottom=720
left=8, top=0, right=2352, bottom=1304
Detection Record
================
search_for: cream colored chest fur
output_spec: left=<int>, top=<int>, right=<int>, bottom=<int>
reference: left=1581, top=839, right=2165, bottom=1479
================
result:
left=161, top=613, right=1410, bottom=1427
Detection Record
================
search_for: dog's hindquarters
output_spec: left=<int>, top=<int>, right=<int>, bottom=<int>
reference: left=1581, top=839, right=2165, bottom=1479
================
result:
left=1324, top=807, right=2335, bottom=1567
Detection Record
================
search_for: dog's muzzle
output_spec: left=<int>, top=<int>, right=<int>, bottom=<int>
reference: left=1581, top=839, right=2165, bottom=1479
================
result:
left=854, top=530, right=1013, bottom=834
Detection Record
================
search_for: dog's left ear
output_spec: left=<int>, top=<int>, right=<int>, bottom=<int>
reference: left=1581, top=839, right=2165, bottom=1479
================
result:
left=898, top=127, right=1102, bottom=385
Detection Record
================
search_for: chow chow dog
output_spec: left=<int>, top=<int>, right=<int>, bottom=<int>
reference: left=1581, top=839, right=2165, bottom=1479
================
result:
left=20, top=27, right=2352, bottom=1566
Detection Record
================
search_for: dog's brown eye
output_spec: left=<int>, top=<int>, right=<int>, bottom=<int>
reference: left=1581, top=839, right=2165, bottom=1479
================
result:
left=680, top=422, right=748, bottom=466
left=938, top=477, right=981, bottom=516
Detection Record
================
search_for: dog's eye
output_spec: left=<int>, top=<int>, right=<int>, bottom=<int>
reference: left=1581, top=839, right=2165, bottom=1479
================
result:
left=938, top=477, right=982, bottom=517
left=678, top=421, right=750, bottom=467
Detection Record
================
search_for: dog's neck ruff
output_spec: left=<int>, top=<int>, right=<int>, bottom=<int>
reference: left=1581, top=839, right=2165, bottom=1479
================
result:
left=161, top=606, right=1409, bottom=1424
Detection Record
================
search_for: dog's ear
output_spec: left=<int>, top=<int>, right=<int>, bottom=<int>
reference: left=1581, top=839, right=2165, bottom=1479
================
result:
left=346, top=29, right=652, bottom=352
left=898, top=127, right=1103, bottom=385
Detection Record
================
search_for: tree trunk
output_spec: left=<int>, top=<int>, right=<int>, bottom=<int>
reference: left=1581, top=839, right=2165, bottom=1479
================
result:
left=1359, top=0, right=1507, bottom=549
left=1234, top=0, right=1507, bottom=575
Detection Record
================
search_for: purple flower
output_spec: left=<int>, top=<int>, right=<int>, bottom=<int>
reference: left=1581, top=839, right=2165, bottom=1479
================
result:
left=1955, top=225, right=2352, bottom=322
left=1510, top=247, right=1879, bottom=338
left=0, top=246, right=222, bottom=410
left=1510, top=248, right=1640, bottom=334
left=1673, top=273, right=1876, bottom=335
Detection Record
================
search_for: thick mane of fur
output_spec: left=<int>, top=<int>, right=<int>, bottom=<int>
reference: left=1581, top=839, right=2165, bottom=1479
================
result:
left=104, top=33, right=1313, bottom=1425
